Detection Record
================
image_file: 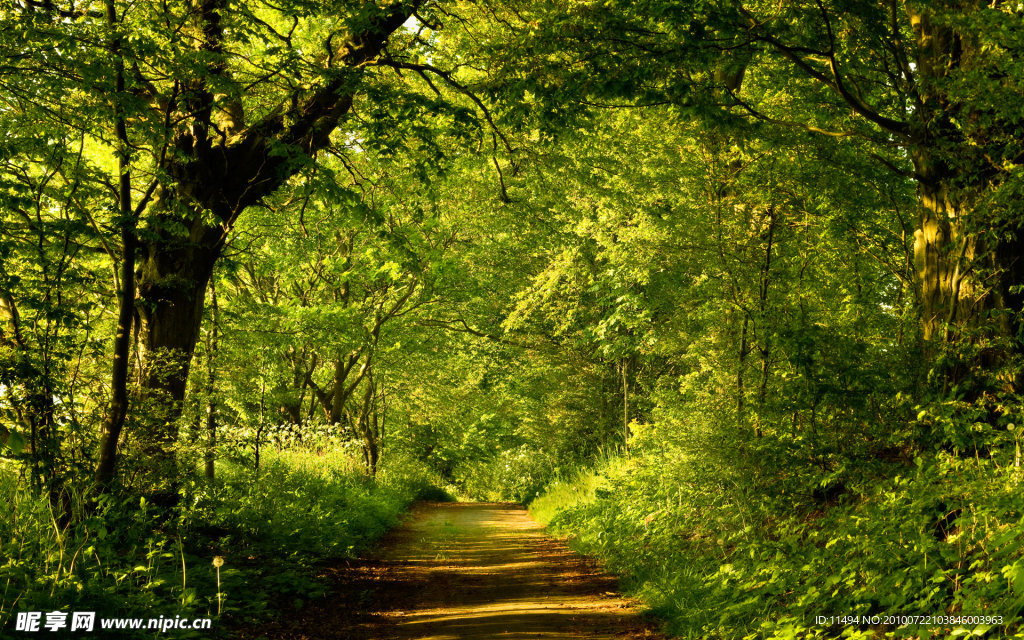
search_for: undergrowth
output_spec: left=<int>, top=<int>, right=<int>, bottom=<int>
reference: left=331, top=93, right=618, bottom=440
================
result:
left=531, top=447, right=1024, bottom=639
left=0, top=450, right=441, bottom=637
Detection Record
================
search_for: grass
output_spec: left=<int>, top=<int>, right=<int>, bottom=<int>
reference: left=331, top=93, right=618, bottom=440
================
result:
left=529, top=448, right=1024, bottom=639
left=0, top=449, right=441, bottom=637
left=529, top=467, right=602, bottom=526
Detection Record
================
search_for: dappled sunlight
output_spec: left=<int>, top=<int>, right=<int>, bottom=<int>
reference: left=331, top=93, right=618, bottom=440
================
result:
left=340, top=503, right=660, bottom=639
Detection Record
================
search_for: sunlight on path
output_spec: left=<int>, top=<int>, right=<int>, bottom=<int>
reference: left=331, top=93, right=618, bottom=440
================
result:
left=374, top=503, right=660, bottom=640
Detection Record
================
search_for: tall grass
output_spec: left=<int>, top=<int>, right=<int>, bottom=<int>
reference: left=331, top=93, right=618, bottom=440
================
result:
left=533, top=447, right=1024, bottom=639
left=529, top=467, right=602, bottom=525
left=0, top=450, right=439, bottom=636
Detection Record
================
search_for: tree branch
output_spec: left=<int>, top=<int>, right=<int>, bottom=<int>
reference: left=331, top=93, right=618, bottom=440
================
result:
left=753, top=30, right=911, bottom=138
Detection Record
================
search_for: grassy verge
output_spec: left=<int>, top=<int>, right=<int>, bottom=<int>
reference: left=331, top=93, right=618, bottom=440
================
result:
left=0, top=450, right=440, bottom=637
left=530, top=451, right=1024, bottom=639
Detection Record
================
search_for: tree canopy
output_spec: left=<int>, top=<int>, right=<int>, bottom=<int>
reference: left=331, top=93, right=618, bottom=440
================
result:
left=2, top=0, right=1024, bottom=637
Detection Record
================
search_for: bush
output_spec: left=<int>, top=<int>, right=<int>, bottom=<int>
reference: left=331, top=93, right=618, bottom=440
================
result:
left=531, top=442, right=1024, bottom=639
left=0, top=449, right=429, bottom=637
left=456, top=445, right=556, bottom=503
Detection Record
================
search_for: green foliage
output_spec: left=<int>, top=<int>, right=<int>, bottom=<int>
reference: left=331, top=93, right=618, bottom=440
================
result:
left=0, top=450, right=430, bottom=636
left=456, top=444, right=557, bottom=503
left=2, top=0, right=1024, bottom=637
left=528, top=467, right=602, bottom=525
left=533, top=447, right=1024, bottom=639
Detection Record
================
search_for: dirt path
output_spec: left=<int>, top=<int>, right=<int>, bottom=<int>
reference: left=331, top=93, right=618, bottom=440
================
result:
left=249, top=502, right=663, bottom=640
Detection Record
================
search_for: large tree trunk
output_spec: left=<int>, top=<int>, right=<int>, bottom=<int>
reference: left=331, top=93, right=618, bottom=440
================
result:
left=908, top=4, right=1024, bottom=388
left=909, top=5, right=982, bottom=346
left=911, top=168, right=1024, bottom=388
left=911, top=156, right=976, bottom=345
left=131, top=221, right=219, bottom=489
left=750, top=2, right=1024, bottom=387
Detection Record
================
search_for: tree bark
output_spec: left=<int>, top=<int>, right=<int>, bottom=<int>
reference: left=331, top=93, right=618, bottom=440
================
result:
left=737, top=314, right=749, bottom=430
left=203, top=279, right=219, bottom=480
left=907, top=4, right=1024, bottom=387
left=621, top=356, right=631, bottom=453
left=357, top=372, right=379, bottom=475
left=93, top=223, right=136, bottom=488
left=754, top=206, right=775, bottom=438
left=133, top=229, right=219, bottom=487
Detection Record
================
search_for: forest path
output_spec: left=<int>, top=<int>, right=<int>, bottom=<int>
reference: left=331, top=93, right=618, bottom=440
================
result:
left=249, top=502, right=663, bottom=640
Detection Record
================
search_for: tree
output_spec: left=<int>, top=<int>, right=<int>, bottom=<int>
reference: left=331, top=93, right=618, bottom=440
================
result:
left=5, top=0, right=455, bottom=488
left=493, top=0, right=1024, bottom=389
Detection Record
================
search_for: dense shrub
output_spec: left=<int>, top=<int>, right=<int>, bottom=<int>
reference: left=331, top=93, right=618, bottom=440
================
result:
left=531, top=444, right=1024, bottom=639
left=0, top=450, right=435, bottom=637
